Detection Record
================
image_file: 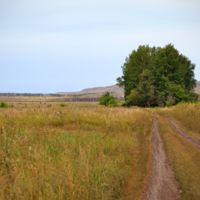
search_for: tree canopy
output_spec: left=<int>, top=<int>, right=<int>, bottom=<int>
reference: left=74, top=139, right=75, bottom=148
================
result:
left=117, top=44, right=198, bottom=107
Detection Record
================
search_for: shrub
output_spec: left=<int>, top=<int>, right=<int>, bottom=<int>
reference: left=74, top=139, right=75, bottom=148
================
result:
left=99, top=92, right=118, bottom=107
left=165, top=100, right=174, bottom=107
left=0, top=102, right=8, bottom=108
left=174, top=87, right=190, bottom=103
left=60, top=103, right=67, bottom=107
left=47, top=104, right=52, bottom=108
left=189, top=92, right=199, bottom=102
left=107, top=99, right=119, bottom=107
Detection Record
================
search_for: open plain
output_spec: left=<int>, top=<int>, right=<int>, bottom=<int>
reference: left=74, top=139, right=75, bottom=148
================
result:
left=0, top=98, right=200, bottom=200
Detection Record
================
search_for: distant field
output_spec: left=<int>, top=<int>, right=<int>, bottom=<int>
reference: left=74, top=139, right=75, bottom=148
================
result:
left=0, top=94, right=124, bottom=103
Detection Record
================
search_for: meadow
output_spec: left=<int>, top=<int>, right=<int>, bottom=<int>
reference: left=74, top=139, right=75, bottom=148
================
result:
left=1, top=100, right=200, bottom=200
left=0, top=101, right=152, bottom=200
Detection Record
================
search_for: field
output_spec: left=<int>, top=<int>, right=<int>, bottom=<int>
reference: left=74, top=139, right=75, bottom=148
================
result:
left=0, top=100, right=152, bottom=200
left=0, top=99, right=200, bottom=200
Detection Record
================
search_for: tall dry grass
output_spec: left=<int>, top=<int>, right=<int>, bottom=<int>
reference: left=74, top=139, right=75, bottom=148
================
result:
left=155, top=102, right=200, bottom=140
left=0, top=103, right=151, bottom=199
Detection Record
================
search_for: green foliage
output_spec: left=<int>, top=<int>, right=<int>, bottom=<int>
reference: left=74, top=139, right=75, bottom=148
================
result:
left=165, top=100, right=174, bottom=107
left=174, top=87, right=190, bottom=103
left=0, top=102, right=8, bottom=108
left=117, top=44, right=196, bottom=107
left=107, top=98, right=118, bottom=107
left=99, top=92, right=118, bottom=107
left=189, top=92, right=199, bottom=102
left=59, top=103, right=67, bottom=107
left=0, top=102, right=13, bottom=108
left=126, top=73, right=155, bottom=107
left=47, top=104, right=52, bottom=107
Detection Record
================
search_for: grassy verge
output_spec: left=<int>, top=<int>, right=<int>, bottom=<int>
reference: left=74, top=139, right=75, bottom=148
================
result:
left=123, top=124, right=152, bottom=200
left=159, top=117, right=200, bottom=200
left=0, top=104, right=151, bottom=199
left=155, top=102, right=200, bottom=140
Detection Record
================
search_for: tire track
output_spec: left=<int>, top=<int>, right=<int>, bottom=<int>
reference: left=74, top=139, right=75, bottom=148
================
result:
left=142, top=118, right=180, bottom=200
left=168, top=119, right=200, bottom=150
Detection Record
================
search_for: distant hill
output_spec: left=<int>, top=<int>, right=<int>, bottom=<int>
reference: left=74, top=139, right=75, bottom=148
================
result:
left=58, top=85, right=124, bottom=95
left=58, top=81, right=200, bottom=95
left=195, top=81, right=200, bottom=93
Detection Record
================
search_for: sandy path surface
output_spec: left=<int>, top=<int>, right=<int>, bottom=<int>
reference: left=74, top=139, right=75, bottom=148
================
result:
left=142, top=119, right=180, bottom=200
left=168, top=119, right=200, bottom=150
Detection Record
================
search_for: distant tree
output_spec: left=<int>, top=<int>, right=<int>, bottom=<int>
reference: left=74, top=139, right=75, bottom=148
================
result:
left=117, top=44, right=197, bottom=107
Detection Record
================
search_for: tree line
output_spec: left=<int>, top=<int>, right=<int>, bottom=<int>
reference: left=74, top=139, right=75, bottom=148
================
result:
left=0, top=93, right=62, bottom=97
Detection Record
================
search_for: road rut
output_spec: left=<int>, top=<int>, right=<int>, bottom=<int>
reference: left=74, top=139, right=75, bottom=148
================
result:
left=142, top=118, right=180, bottom=200
left=168, top=119, right=200, bottom=150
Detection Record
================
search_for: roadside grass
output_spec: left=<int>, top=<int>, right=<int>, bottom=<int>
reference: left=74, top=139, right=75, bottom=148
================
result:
left=154, top=102, right=200, bottom=140
left=0, top=103, right=152, bottom=199
left=159, top=117, right=200, bottom=200
left=123, top=125, right=151, bottom=200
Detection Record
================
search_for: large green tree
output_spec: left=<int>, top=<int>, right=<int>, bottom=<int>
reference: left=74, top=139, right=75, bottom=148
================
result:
left=117, top=44, right=197, bottom=107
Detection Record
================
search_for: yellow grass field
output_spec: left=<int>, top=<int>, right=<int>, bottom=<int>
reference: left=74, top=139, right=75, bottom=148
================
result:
left=1, top=100, right=200, bottom=200
left=0, top=101, right=152, bottom=200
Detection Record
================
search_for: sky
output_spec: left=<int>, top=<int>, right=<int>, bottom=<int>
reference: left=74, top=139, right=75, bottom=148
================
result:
left=0, top=0, right=200, bottom=93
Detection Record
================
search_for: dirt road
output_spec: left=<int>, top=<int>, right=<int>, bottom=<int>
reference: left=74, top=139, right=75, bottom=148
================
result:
left=168, top=119, right=200, bottom=150
left=142, top=119, right=180, bottom=200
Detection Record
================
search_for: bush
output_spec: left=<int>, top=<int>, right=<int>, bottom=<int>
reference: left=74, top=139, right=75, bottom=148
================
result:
left=99, top=92, right=118, bottom=107
left=174, top=88, right=190, bottom=103
left=60, top=103, right=67, bottom=107
left=47, top=104, right=52, bottom=108
left=107, top=99, right=118, bottom=107
left=189, top=92, right=199, bottom=102
left=165, top=100, right=174, bottom=107
left=0, top=102, right=8, bottom=108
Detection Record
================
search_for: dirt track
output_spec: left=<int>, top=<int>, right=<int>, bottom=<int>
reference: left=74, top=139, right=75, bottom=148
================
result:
left=142, top=119, right=180, bottom=200
left=168, top=119, right=200, bottom=150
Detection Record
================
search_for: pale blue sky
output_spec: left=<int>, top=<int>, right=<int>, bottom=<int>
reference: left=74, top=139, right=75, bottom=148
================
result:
left=0, top=0, right=200, bottom=93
